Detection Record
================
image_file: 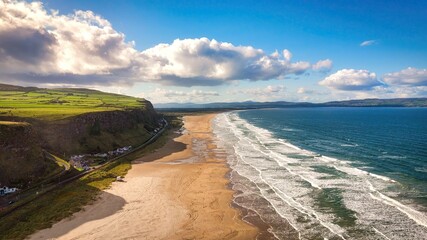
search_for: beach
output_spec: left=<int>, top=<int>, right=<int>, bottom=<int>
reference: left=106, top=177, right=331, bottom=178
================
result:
left=29, top=114, right=258, bottom=240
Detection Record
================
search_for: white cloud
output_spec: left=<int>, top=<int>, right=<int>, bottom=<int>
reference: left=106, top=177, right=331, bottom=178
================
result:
left=283, top=49, right=292, bottom=61
left=0, top=1, right=320, bottom=87
left=0, top=0, right=140, bottom=86
left=319, top=69, right=384, bottom=91
left=297, top=87, right=313, bottom=94
left=312, top=59, right=333, bottom=72
left=296, top=87, right=329, bottom=98
left=387, top=86, right=427, bottom=98
left=140, top=38, right=312, bottom=86
left=360, top=40, right=377, bottom=47
left=326, top=85, right=427, bottom=100
left=142, top=88, right=220, bottom=103
left=383, top=67, right=427, bottom=86
left=229, top=85, right=286, bottom=101
left=318, top=67, right=427, bottom=100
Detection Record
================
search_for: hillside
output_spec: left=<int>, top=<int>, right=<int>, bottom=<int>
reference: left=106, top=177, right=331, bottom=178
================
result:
left=155, top=98, right=427, bottom=110
left=321, top=98, right=427, bottom=107
left=0, top=122, right=60, bottom=187
left=0, top=83, right=147, bottom=120
left=0, top=84, right=161, bottom=188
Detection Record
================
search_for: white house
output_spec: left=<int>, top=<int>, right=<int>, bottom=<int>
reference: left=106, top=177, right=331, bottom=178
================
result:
left=0, top=186, right=18, bottom=196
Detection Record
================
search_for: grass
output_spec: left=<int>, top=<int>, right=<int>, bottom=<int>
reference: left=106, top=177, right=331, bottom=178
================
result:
left=48, top=153, right=71, bottom=171
left=0, top=87, right=146, bottom=120
left=0, top=121, right=30, bottom=126
left=0, top=122, right=178, bottom=240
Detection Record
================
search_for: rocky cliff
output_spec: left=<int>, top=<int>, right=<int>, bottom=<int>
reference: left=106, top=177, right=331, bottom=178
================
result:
left=0, top=99, right=161, bottom=187
left=40, top=100, right=161, bottom=155
left=0, top=122, right=57, bottom=187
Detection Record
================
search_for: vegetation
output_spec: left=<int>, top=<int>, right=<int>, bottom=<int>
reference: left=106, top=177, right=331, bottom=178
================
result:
left=0, top=84, right=173, bottom=239
left=155, top=97, right=427, bottom=110
left=0, top=121, right=30, bottom=126
left=0, top=123, right=61, bottom=188
left=48, top=153, right=71, bottom=171
left=0, top=84, right=160, bottom=187
left=0, top=83, right=146, bottom=120
left=0, top=121, right=178, bottom=240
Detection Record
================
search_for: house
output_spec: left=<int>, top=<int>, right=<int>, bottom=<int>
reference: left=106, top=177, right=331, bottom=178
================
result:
left=0, top=186, right=18, bottom=196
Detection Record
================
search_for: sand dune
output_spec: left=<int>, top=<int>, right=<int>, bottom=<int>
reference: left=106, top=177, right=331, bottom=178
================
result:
left=29, top=114, right=258, bottom=240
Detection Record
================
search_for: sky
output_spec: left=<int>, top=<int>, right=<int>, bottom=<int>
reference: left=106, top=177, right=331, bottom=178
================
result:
left=0, top=0, right=426, bottom=104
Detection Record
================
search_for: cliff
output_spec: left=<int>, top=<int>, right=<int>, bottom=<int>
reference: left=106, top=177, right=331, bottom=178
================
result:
left=0, top=122, right=57, bottom=187
left=39, top=100, right=161, bottom=156
left=0, top=85, right=162, bottom=187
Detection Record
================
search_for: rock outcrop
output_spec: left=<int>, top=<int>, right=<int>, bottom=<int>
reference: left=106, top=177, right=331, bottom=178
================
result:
left=40, top=100, right=161, bottom=155
left=0, top=123, right=55, bottom=187
left=0, top=99, right=161, bottom=187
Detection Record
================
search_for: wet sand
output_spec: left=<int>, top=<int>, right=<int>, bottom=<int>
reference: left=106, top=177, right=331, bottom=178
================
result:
left=29, top=114, right=258, bottom=240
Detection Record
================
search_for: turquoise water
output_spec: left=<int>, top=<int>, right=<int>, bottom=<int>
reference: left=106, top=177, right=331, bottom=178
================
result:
left=213, top=108, right=427, bottom=239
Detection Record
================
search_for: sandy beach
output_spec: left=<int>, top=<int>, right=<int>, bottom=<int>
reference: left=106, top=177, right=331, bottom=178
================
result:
left=29, top=114, right=258, bottom=240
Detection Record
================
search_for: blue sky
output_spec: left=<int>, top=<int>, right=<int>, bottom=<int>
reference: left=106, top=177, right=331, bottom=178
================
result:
left=1, top=0, right=426, bottom=103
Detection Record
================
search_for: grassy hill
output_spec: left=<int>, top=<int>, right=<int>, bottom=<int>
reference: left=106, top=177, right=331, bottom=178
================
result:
left=0, top=84, right=169, bottom=239
left=0, top=84, right=161, bottom=188
left=0, top=83, right=146, bottom=120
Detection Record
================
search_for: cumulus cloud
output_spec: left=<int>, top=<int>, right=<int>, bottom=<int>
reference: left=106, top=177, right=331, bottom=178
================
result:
left=283, top=49, right=292, bottom=61
left=141, top=38, right=312, bottom=86
left=388, top=86, right=427, bottom=98
left=0, top=1, right=320, bottom=87
left=318, top=67, right=427, bottom=100
left=312, top=59, right=332, bottom=72
left=360, top=40, right=377, bottom=47
left=0, top=0, right=141, bottom=86
left=326, top=85, right=427, bottom=101
left=319, top=69, right=384, bottom=91
left=382, top=67, right=427, bottom=86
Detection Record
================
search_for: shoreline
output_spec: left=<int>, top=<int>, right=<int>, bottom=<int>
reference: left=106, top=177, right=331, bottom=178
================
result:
left=29, top=113, right=259, bottom=239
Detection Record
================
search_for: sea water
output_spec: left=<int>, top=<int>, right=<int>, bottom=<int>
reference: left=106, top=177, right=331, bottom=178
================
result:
left=212, top=108, right=427, bottom=239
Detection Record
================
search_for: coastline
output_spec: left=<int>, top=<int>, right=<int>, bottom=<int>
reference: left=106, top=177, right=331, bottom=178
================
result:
left=29, top=113, right=258, bottom=239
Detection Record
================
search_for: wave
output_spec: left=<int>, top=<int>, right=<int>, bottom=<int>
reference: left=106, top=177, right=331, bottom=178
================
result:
left=415, top=167, right=427, bottom=173
left=378, top=155, right=407, bottom=160
left=340, top=143, right=359, bottom=147
left=366, top=181, right=427, bottom=228
left=282, top=127, right=301, bottom=132
left=213, top=112, right=427, bottom=239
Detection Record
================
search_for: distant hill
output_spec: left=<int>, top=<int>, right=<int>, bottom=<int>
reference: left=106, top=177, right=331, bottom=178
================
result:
left=0, top=83, right=39, bottom=92
left=320, top=98, right=427, bottom=107
left=155, top=98, right=427, bottom=110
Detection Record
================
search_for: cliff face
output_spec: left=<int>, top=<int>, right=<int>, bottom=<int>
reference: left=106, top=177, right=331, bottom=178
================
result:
left=40, top=101, right=161, bottom=155
left=0, top=100, right=161, bottom=187
left=0, top=123, right=57, bottom=187
left=62, top=101, right=158, bottom=135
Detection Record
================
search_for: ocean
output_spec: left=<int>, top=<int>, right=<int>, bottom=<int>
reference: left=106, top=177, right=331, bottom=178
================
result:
left=212, top=108, right=427, bottom=240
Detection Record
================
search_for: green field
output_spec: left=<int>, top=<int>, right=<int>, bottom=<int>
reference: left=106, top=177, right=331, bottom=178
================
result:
left=0, top=85, right=146, bottom=120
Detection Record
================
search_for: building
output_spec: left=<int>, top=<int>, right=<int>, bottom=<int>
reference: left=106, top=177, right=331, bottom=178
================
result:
left=0, top=186, right=18, bottom=196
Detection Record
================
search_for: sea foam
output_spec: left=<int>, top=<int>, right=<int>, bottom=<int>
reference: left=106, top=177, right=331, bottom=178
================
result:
left=213, top=112, right=427, bottom=240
